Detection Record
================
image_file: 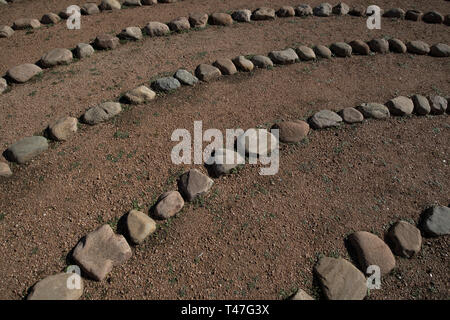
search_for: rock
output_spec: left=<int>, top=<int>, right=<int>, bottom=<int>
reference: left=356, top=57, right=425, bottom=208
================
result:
left=232, top=9, right=252, bottom=22
left=6, top=64, right=42, bottom=83
left=124, top=0, right=141, bottom=6
left=387, top=221, right=422, bottom=258
left=313, top=45, right=332, bottom=59
left=276, top=6, right=295, bottom=18
left=0, top=25, right=14, bottom=38
left=0, top=0, right=7, bottom=4
left=152, top=77, right=181, bottom=92
left=295, top=4, right=313, bottom=17
left=212, top=58, right=237, bottom=75
left=411, top=94, right=431, bottom=115
left=330, top=42, right=352, bottom=57
left=385, top=96, right=414, bottom=116
left=123, top=85, right=155, bottom=104
left=357, top=103, right=390, bottom=119
left=291, top=289, right=314, bottom=300
left=177, top=169, right=214, bottom=202
left=339, top=107, right=364, bottom=123
left=188, top=12, right=208, bottom=28
left=251, top=55, right=273, bottom=68
left=174, top=69, right=198, bottom=86
left=406, top=41, right=430, bottom=55
left=430, top=43, right=450, bottom=57
left=236, top=129, right=278, bottom=157
left=209, top=13, right=233, bottom=26
left=143, top=22, right=170, bottom=36
left=332, top=2, right=349, bottom=15
left=313, top=3, right=332, bottom=17
left=27, top=273, right=83, bottom=300
left=349, top=40, right=370, bottom=55
left=94, top=34, right=120, bottom=50
left=168, top=17, right=190, bottom=32
left=309, top=110, right=343, bottom=129
left=383, top=8, right=405, bottom=19
left=72, top=225, right=132, bottom=281
left=0, top=77, right=7, bottom=94
left=126, top=210, right=155, bottom=244
left=74, top=43, right=94, bottom=59
left=271, top=120, right=309, bottom=143
left=420, top=206, right=450, bottom=236
left=142, top=0, right=157, bottom=4
left=368, top=38, right=389, bottom=53
left=428, top=95, right=447, bottom=114
left=0, top=162, right=12, bottom=177
left=295, top=46, right=316, bottom=61
left=12, top=18, right=41, bottom=30
left=99, top=0, right=121, bottom=10
left=48, top=116, right=78, bottom=141
left=195, top=64, right=221, bottom=82
left=252, top=7, right=276, bottom=20
left=445, top=14, right=450, bottom=26
left=232, top=56, right=254, bottom=72
left=40, top=13, right=61, bottom=24
left=349, top=5, right=365, bottom=17
left=422, top=11, right=444, bottom=24
left=207, top=148, right=245, bottom=176
left=4, top=136, right=48, bottom=164
left=268, top=48, right=299, bottom=64
left=348, top=231, right=396, bottom=275
left=154, top=191, right=185, bottom=219
left=58, top=11, right=71, bottom=19
left=40, top=48, right=73, bottom=68
left=81, top=3, right=100, bottom=15
left=388, top=38, right=407, bottom=53
left=314, top=257, right=367, bottom=300
left=405, top=10, right=422, bottom=21
left=83, top=102, right=122, bottom=125
left=118, top=27, right=143, bottom=40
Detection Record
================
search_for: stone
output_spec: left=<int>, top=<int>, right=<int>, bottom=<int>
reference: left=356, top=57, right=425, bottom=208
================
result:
left=339, top=107, right=364, bottom=123
left=12, top=18, right=41, bottom=30
left=411, top=94, right=431, bottom=115
left=40, top=48, right=73, bottom=68
left=268, top=48, right=299, bottom=64
left=99, top=0, right=121, bottom=10
left=368, top=38, right=389, bottom=53
left=4, top=136, right=48, bottom=164
left=0, top=162, right=12, bottom=177
left=348, top=231, right=396, bottom=275
left=314, top=257, right=367, bottom=300
left=295, top=4, right=313, bottom=17
left=313, top=3, right=332, bottom=17
left=236, top=129, right=278, bottom=157
left=142, top=0, right=157, bottom=4
left=276, top=6, right=295, bottom=18
left=428, top=95, right=447, bottom=114
left=6, top=64, right=42, bottom=83
left=0, top=0, right=7, bottom=4
left=232, top=56, right=254, bottom=72
left=74, top=43, right=94, bottom=59
left=313, top=45, right=332, bottom=59
left=58, top=11, right=71, bottom=19
left=332, top=2, right=349, bottom=15
left=405, top=10, right=422, bottom=21
left=388, top=38, right=407, bottom=53
left=40, top=13, right=61, bottom=25
left=27, top=273, right=83, bottom=300
left=154, top=191, right=185, bottom=219
left=195, top=64, right=221, bottom=82
left=81, top=3, right=100, bottom=15
left=83, top=102, right=122, bottom=125
left=212, top=58, right=237, bottom=75
left=430, top=43, right=450, bottom=57
left=177, top=169, right=214, bottom=202
left=383, top=8, right=405, bottom=19
left=232, top=9, right=252, bottom=22
left=168, top=17, right=190, bottom=32
left=357, top=103, right=390, bottom=119
left=349, top=40, right=370, bottom=55
left=252, top=7, right=276, bottom=20
left=330, top=42, right=352, bottom=57
left=0, top=25, right=14, bottom=38
left=118, top=26, right=143, bottom=40
left=48, top=116, right=78, bottom=141
left=94, top=34, right=120, bottom=49
left=123, top=85, right=155, bottom=104
left=385, top=96, right=414, bottom=116
left=144, top=22, right=170, bottom=37
left=189, top=12, right=208, bottom=28
left=406, top=41, right=430, bottom=55
left=291, top=289, right=314, bottom=300
left=126, top=210, right=155, bottom=244
left=72, top=225, right=132, bottom=281
left=207, top=148, right=245, bottom=176
left=152, top=77, right=181, bottom=92
left=349, top=5, right=365, bottom=17
left=445, top=14, right=450, bottom=26
left=295, top=46, right=316, bottom=61
left=0, top=77, right=7, bottom=94
left=387, top=221, right=422, bottom=258
left=422, top=11, right=444, bottom=24
left=251, top=55, right=273, bottom=68
left=309, top=110, right=343, bottom=129
left=174, top=69, right=198, bottom=86
left=271, top=120, right=309, bottom=143
left=420, top=206, right=450, bottom=237
left=124, top=0, right=141, bottom=6
left=209, top=13, right=233, bottom=26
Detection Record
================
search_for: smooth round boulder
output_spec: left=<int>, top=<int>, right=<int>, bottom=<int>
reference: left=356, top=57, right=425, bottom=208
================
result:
left=313, top=3, right=332, bottom=17
left=406, top=41, right=430, bottom=55
left=126, top=210, right=156, bottom=244
left=251, top=55, right=274, bottom=68
left=81, top=3, right=100, bottom=15
left=74, top=43, right=94, bottom=59
left=209, top=13, right=233, bottom=26
left=118, top=27, right=143, bottom=40
left=268, top=48, right=299, bottom=64
left=174, top=69, right=198, bottom=86
left=168, top=17, right=190, bottom=32
left=405, top=10, right=422, bottom=21
left=313, top=45, right=332, bottom=59
left=388, top=38, right=407, bottom=53
left=212, top=58, right=237, bottom=75
left=309, top=110, right=343, bottom=129
left=422, top=11, right=444, bottom=24
left=12, top=18, right=40, bottom=30
left=123, top=85, right=156, bottom=104
left=330, top=42, right=352, bottom=57
left=0, top=25, right=14, bottom=38
left=430, top=43, right=450, bottom=57
left=252, top=7, right=276, bottom=20
left=40, top=13, right=61, bottom=25
left=276, top=6, right=295, bottom=17
left=339, top=107, right=364, bottom=123
left=387, top=221, right=422, bottom=258
left=195, top=64, right=221, bottom=82
left=296, top=46, right=316, bottom=60
left=4, top=136, right=48, bottom=164
left=7, top=64, right=42, bottom=83
left=152, top=77, right=181, bottom=92
left=368, top=38, right=389, bottom=53
left=232, top=9, right=252, bottom=22
left=420, top=206, right=450, bottom=237
left=428, top=95, right=447, bottom=114
left=94, top=34, right=120, bottom=49
left=99, top=0, right=121, bottom=10
left=332, top=2, right=349, bottom=15
left=154, top=191, right=185, bottom=219
left=385, top=96, right=414, bottom=116
left=271, top=120, right=309, bottom=143
left=383, top=8, right=405, bottom=19
left=232, top=56, right=254, bottom=72
left=143, top=22, right=170, bottom=37
left=411, top=94, right=431, bottom=115
left=188, top=12, right=208, bottom=28
left=207, top=148, right=245, bottom=176
left=48, top=116, right=78, bottom=141
left=357, top=103, right=390, bottom=119
left=236, top=129, right=278, bottom=157
left=349, top=40, right=370, bottom=55
left=40, top=48, right=73, bottom=68
left=295, top=4, right=313, bottom=17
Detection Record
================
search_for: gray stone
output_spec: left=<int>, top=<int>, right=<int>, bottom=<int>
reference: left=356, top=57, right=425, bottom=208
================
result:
left=428, top=95, right=447, bottom=114
left=7, top=64, right=42, bottom=83
left=236, top=129, right=278, bottom=157
left=40, top=13, right=61, bottom=25
left=368, top=38, right=389, bottom=53
left=385, top=96, right=414, bottom=116
left=411, top=94, right=431, bottom=115
left=40, top=48, right=73, bottom=68
left=118, top=26, right=143, bottom=40
left=252, top=7, right=276, bottom=20
left=383, top=8, right=405, bottom=19
left=152, top=77, right=181, bottom=92
left=357, top=103, right=390, bottom=119
left=0, top=162, right=12, bottom=177
left=388, top=38, right=407, bottom=53
left=123, top=85, right=156, bottom=104
left=195, top=64, right=221, bottom=82
left=48, top=116, right=78, bottom=141
left=332, top=2, right=349, bottom=15
left=74, top=43, right=94, bottom=59
left=406, top=41, right=430, bottom=55
left=430, top=43, right=450, bottom=57
left=295, top=4, right=313, bottom=17
left=177, top=169, right=214, bottom=202
left=313, top=3, right=332, bottom=17
left=94, top=34, right=120, bottom=49
left=232, top=56, right=254, bottom=72
left=276, top=6, right=295, bottom=18
left=12, top=18, right=41, bottom=30
left=188, top=12, right=208, bottom=28
left=207, top=148, right=245, bottom=176
left=339, top=107, right=364, bottom=123
left=154, top=191, right=185, bottom=219
left=422, top=11, right=444, bottom=24
left=251, top=55, right=273, bottom=68
left=81, top=3, right=100, bottom=15
left=174, top=69, right=198, bottom=86
left=349, top=40, right=370, bottom=55
left=99, top=0, right=121, bottom=10
left=349, top=5, right=365, bottom=17
left=313, top=45, right=332, bottom=59
left=310, top=110, right=343, bottom=129
left=126, top=210, right=156, bottom=244
left=142, top=0, right=157, bottom=4
left=330, top=42, right=352, bottom=57
left=0, top=77, right=7, bottom=94
left=405, top=10, right=422, bottom=21
left=268, top=48, right=299, bottom=65
left=5, top=136, right=48, bottom=164
left=421, top=206, right=450, bottom=236
left=27, top=273, right=83, bottom=300
left=168, top=17, right=191, bottom=32
left=232, top=9, right=252, bottom=22
left=0, top=25, right=14, bottom=38
left=124, top=0, right=141, bottom=6
left=209, top=13, right=233, bottom=26
left=83, top=102, right=122, bottom=125
left=296, top=46, right=316, bottom=61
left=271, top=120, right=309, bottom=143
left=143, top=22, right=170, bottom=36
left=212, top=58, right=237, bottom=75
left=387, top=221, right=422, bottom=258
left=291, top=288, right=314, bottom=300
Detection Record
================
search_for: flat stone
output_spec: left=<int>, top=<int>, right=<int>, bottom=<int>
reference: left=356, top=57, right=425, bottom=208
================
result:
left=291, top=288, right=314, bottom=300
left=126, top=210, right=155, bottom=244
left=385, top=96, right=414, bottom=116
left=405, top=10, right=422, bottom=21
left=48, top=116, right=78, bottom=141
left=420, top=206, right=450, bottom=237
left=41, top=13, right=61, bottom=24
left=209, top=12, right=233, bottom=26
left=5, top=136, right=48, bottom=164
left=99, top=0, right=121, bottom=10
left=27, top=273, right=83, bottom=300
left=143, top=22, right=170, bottom=36
left=268, top=48, right=299, bottom=64
left=349, top=40, right=370, bottom=55
left=152, top=77, right=181, bottom=92
left=271, top=120, right=309, bottom=143
left=309, top=110, right=343, bottom=129
left=94, top=34, right=120, bottom=49
left=411, top=94, right=431, bottom=115
left=406, top=41, right=430, bottom=55
left=252, top=7, right=276, bottom=20
left=430, top=43, right=450, bottom=57
left=177, top=169, right=214, bottom=202
left=330, top=42, right=352, bottom=57
left=0, top=25, right=14, bottom=38
left=232, top=9, right=252, bottom=22
left=422, top=11, right=444, bottom=24
left=295, top=4, right=313, bottom=17
left=213, top=58, right=237, bottom=75
left=383, top=8, right=405, bottom=19
left=0, top=77, right=7, bottom=94
left=232, top=56, right=254, bottom=72
left=387, top=221, right=422, bottom=258
left=276, top=6, right=295, bottom=17
left=195, top=64, right=221, bottom=82
left=174, top=69, right=198, bottom=86
left=349, top=5, right=365, bottom=17
left=83, top=102, right=122, bottom=125
left=313, top=3, right=332, bottom=17
left=74, top=43, right=94, bottom=59
left=0, top=162, right=12, bottom=177
left=339, top=107, right=364, bottom=123
left=388, top=38, right=407, bottom=53
left=40, top=48, right=73, bottom=68
left=72, top=224, right=132, bottom=281
left=348, top=231, right=396, bottom=275
left=332, top=2, right=349, bottom=15
left=313, top=45, right=332, bottom=59
left=168, top=17, right=190, bottom=32
left=7, top=63, right=42, bottom=83
left=236, top=129, right=278, bottom=157
left=314, top=257, right=367, bottom=300
left=357, top=103, right=390, bottom=119
left=118, top=26, right=143, bottom=40
left=428, top=95, right=447, bottom=114
left=154, top=191, right=185, bottom=219
left=207, top=148, right=245, bottom=176
left=295, top=46, right=316, bottom=60
left=81, top=3, right=100, bottom=15
left=188, top=12, right=208, bottom=28
left=251, top=55, right=273, bottom=68
left=368, top=38, right=389, bottom=53
left=123, top=85, right=155, bottom=104
left=12, top=18, right=41, bottom=30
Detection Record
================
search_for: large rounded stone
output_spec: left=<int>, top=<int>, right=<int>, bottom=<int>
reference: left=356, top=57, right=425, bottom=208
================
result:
left=383, top=8, right=405, bottom=19
left=330, top=42, right=352, bottom=57
left=313, top=45, right=332, bottom=59
left=209, top=13, right=233, bottom=26
left=0, top=25, right=14, bottom=38
left=48, top=116, right=78, bottom=141
left=189, top=12, right=208, bottom=28
left=207, top=148, right=245, bottom=176
left=405, top=10, right=422, bottom=21
left=368, top=38, right=389, bottom=53
left=40, top=48, right=73, bottom=68
left=126, top=210, right=156, bottom=244
left=387, top=221, right=422, bottom=258
left=124, top=0, right=142, bottom=6
left=154, top=191, right=184, bottom=219
left=313, top=3, right=332, bottom=17
left=40, top=13, right=61, bottom=24
left=422, top=11, right=444, bottom=24
left=357, top=103, right=390, bottom=119
left=276, top=6, right=295, bottom=17
left=252, top=7, right=276, bottom=20
left=143, top=22, right=170, bottom=36
left=195, top=64, right=221, bottom=82
left=251, top=55, right=273, bottom=68
left=295, top=46, right=316, bottom=60
left=27, top=273, right=83, bottom=300
left=349, top=40, right=370, bottom=55
left=268, top=48, right=299, bottom=64
left=428, top=95, right=447, bottom=114
left=168, top=17, right=191, bottom=32
left=174, top=69, right=198, bottom=86
left=118, top=26, right=143, bottom=40
left=152, top=77, right=181, bottom=92
left=232, top=56, right=254, bottom=72
left=123, top=85, right=155, bottom=104
left=388, top=38, right=407, bottom=53
left=349, top=5, right=365, bottom=17
left=232, top=9, right=252, bottom=22
left=83, top=102, right=122, bottom=125
left=385, top=96, right=414, bottom=116
left=339, top=107, right=364, bottom=123
left=213, top=58, right=237, bottom=75
left=7, top=64, right=42, bottom=83
left=74, top=43, right=94, bottom=59
left=332, top=2, right=349, bottom=15
left=99, top=0, right=121, bottom=10
left=295, top=4, right=313, bottom=17
left=406, top=41, right=430, bottom=55
left=177, top=169, right=214, bottom=202
left=236, top=129, right=278, bottom=157
left=94, top=34, right=120, bottom=49
left=310, top=110, right=343, bottom=129
left=430, top=43, right=450, bottom=57
left=411, top=94, right=431, bottom=115
left=81, top=3, right=100, bottom=15
left=12, top=18, right=41, bottom=30
left=420, top=206, right=450, bottom=237
left=4, top=136, right=48, bottom=164
left=271, top=120, right=309, bottom=143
